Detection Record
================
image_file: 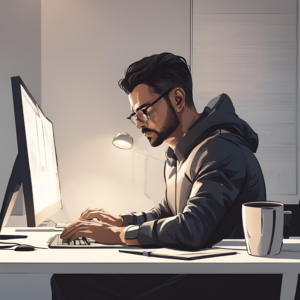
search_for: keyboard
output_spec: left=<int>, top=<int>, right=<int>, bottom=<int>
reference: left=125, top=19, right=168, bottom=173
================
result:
left=48, top=234, right=134, bottom=248
left=58, top=236, right=93, bottom=245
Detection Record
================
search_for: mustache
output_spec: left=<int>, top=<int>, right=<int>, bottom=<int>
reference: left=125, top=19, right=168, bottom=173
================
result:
left=142, top=128, right=161, bottom=136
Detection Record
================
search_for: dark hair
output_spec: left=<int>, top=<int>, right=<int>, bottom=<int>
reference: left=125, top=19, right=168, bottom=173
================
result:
left=118, top=52, right=194, bottom=108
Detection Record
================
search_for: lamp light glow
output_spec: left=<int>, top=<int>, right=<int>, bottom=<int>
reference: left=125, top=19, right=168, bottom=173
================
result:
left=112, top=132, right=133, bottom=150
left=116, top=140, right=130, bottom=147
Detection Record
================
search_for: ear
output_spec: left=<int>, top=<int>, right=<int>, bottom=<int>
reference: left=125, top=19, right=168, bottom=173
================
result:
left=173, top=88, right=185, bottom=113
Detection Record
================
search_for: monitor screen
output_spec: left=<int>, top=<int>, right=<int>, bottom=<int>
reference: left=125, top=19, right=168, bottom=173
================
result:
left=20, top=85, right=61, bottom=215
left=4, top=76, right=64, bottom=227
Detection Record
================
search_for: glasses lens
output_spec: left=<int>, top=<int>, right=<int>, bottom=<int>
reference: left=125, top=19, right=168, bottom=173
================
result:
left=137, top=110, right=148, bottom=122
left=129, top=111, right=148, bottom=125
left=130, top=115, right=137, bottom=125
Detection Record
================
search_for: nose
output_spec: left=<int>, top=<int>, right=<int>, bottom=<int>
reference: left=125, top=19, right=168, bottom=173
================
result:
left=136, top=119, right=147, bottom=130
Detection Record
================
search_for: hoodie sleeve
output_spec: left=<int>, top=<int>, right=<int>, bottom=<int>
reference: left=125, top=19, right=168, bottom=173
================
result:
left=136, top=139, right=248, bottom=250
left=119, top=197, right=172, bottom=226
left=119, top=198, right=173, bottom=241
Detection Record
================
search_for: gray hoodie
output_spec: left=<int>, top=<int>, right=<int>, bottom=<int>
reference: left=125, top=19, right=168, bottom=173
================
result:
left=120, top=93, right=266, bottom=250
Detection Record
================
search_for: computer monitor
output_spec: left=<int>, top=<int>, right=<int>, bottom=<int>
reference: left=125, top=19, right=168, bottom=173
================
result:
left=0, top=76, right=62, bottom=235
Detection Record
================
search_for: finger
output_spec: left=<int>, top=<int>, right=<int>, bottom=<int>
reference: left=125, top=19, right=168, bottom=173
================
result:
left=81, top=218, right=112, bottom=227
left=62, top=222, right=84, bottom=239
left=82, top=211, right=98, bottom=220
left=61, top=219, right=83, bottom=238
left=81, top=207, right=102, bottom=218
left=84, top=211, right=106, bottom=221
left=63, top=223, right=91, bottom=240
left=68, top=228, right=89, bottom=241
left=80, top=208, right=89, bottom=217
left=64, top=220, right=97, bottom=239
left=68, top=228, right=89, bottom=242
left=91, top=220, right=113, bottom=227
left=81, top=210, right=104, bottom=221
left=62, top=219, right=80, bottom=235
left=61, top=224, right=74, bottom=239
left=80, top=207, right=91, bottom=218
left=82, top=208, right=107, bottom=219
left=81, top=208, right=98, bottom=219
left=60, top=227, right=68, bottom=238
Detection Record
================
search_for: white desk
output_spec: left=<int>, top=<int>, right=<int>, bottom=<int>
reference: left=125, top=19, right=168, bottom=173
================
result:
left=1, top=228, right=299, bottom=300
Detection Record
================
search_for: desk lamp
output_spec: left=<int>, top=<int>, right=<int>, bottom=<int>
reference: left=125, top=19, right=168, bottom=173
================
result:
left=112, top=132, right=133, bottom=149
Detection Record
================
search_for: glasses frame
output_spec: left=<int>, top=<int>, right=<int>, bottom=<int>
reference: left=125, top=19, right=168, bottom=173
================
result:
left=127, top=87, right=175, bottom=125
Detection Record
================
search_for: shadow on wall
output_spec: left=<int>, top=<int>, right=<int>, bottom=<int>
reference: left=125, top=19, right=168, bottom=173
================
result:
left=132, top=150, right=165, bottom=205
left=47, top=133, right=166, bottom=222
left=131, top=134, right=166, bottom=205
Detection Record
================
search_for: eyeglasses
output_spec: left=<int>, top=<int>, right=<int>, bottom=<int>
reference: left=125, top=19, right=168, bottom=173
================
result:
left=127, top=87, right=175, bottom=125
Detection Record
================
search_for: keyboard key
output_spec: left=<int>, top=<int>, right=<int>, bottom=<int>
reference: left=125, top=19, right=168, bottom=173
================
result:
left=51, top=234, right=95, bottom=247
left=81, top=237, right=87, bottom=245
left=83, top=237, right=90, bottom=245
left=61, top=238, right=69, bottom=245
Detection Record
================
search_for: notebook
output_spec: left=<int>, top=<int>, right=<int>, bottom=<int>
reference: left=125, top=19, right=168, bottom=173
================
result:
left=119, top=247, right=238, bottom=260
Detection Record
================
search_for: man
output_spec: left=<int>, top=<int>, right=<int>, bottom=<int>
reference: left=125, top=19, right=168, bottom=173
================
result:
left=51, top=53, right=281, bottom=299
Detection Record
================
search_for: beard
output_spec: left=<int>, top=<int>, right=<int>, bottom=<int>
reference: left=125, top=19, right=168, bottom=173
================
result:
left=142, top=102, right=180, bottom=147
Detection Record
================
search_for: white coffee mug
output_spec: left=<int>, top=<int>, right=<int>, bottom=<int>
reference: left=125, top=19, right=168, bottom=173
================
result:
left=242, top=201, right=291, bottom=256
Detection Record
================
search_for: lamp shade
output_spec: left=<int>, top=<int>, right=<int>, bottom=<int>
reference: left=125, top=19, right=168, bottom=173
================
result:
left=112, top=132, right=133, bottom=150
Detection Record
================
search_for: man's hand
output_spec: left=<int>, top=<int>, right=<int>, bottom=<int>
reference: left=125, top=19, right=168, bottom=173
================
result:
left=60, top=218, right=126, bottom=244
left=80, top=208, right=123, bottom=227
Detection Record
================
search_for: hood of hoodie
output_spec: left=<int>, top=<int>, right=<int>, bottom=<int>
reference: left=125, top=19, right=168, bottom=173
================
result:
left=169, top=93, right=259, bottom=162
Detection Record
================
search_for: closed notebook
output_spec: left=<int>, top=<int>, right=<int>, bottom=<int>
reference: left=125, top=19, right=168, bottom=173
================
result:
left=119, top=247, right=238, bottom=260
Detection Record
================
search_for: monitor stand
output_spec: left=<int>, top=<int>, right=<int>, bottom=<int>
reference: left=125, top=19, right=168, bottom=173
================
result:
left=0, top=154, right=27, bottom=240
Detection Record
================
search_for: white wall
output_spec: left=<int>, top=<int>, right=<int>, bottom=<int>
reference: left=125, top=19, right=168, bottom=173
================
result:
left=0, top=2, right=190, bottom=299
left=192, top=0, right=299, bottom=203
left=0, top=0, right=41, bottom=219
left=41, top=0, right=191, bottom=222
left=0, top=1, right=51, bottom=299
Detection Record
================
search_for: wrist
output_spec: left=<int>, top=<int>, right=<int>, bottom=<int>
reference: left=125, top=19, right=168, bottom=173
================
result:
left=118, top=227, right=126, bottom=244
left=115, top=227, right=139, bottom=246
left=126, top=239, right=139, bottom=246
left=117, top=217, right=123, bottom=227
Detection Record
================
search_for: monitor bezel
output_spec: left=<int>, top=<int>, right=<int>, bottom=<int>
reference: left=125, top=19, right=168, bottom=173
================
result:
left=11, top=76, right=62, bottom=227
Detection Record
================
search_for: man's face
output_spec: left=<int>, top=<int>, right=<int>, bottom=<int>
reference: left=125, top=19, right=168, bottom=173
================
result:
left=129, top=84, right=180, bottom=147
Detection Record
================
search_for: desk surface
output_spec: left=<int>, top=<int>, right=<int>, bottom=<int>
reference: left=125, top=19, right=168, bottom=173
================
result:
left=2, top=228, right=300, bottom=274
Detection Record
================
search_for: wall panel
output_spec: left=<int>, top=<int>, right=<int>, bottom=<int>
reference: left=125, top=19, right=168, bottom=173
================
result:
left=192, top=0, right=298, bottom=202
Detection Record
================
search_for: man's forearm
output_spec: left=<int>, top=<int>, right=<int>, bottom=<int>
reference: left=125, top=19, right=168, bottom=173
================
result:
left=126, top=239, right=140, bottom=246
left=119, top=212, right=146, bottom=226
left=118, top=196, right=172, bottom=247
left=119, top=197, right=173, bottom=227
left=118, top=227, right=140, bottom=246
